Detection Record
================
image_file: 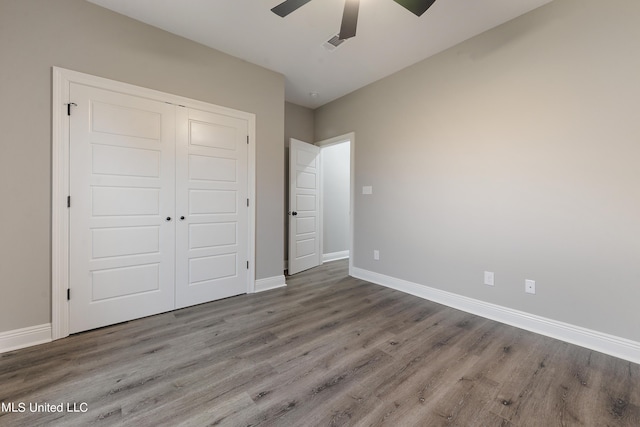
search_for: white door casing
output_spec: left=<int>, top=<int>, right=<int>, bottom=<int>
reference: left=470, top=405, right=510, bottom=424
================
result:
left=69, top=83, right=176, bottom=333
left=175, top=107, right=249, bottom=308
left=288, top=139, right=321, bottom=275
left=53, top=67, right=256, bottom=338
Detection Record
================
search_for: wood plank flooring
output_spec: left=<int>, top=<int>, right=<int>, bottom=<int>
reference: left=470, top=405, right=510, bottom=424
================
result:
left=1, top=259, right=639, bottom=426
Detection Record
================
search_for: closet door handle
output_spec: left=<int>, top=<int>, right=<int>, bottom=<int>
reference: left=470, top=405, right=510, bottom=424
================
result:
left=166, top=216, right=172, bottom=222
left=180, top=216, right=185, bottom=221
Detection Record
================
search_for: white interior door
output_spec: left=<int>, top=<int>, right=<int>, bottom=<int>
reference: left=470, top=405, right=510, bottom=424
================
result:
left=69, top=83, right=176, bottom=333
left=175, top=107, right=249, bottom=308
left=288, top=139, right=321, bottom=275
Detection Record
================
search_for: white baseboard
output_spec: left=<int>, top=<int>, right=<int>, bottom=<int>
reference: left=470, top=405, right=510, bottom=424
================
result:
left=351, top=267, right=640, bottom=364
left=255, top=275, right=287, bottom=293
left=323, top=250, right=349, bottom=263
left=0, top=324, right=52, bottom=354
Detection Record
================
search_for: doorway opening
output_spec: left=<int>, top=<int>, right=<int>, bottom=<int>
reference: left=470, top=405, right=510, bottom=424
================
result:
left=287, top=132, right=354, bottom=276
left=318, top=136, right=351, bottom=265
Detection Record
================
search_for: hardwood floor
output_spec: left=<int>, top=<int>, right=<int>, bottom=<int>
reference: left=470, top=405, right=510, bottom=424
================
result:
left=1, top=259, right=639, bottom=426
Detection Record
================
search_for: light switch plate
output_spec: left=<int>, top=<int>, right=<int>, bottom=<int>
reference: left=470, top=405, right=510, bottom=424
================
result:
left=484, top=271, right=494, bottom=286
left=362, top=186, right=373, bottom=195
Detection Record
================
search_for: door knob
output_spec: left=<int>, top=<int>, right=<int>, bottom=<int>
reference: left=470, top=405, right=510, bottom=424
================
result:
left=180, top=216, right=185, bottom=220
left=291, top=211, right=298, bottom=216
left=166, top=216, right=172, bottom=221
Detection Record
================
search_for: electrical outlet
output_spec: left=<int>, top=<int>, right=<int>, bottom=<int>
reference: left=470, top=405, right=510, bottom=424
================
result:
left=525, top=279, right=536, bottom=294
left=484, top=271, right=494, bottom=286
left=373, top=250, right=380, bottom=260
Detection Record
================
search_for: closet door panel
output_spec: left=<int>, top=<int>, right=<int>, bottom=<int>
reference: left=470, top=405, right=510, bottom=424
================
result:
left=175, top=107, right=249, bottom=308
left=68, top=83, right=176, bottom=334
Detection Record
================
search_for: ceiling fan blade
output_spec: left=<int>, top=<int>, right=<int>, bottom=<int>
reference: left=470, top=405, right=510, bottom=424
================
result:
left=271, top=0, right=313, bottom=17
left=339, top=0, right=360, bottom=40
left=393, top=0, right=437, bottom=17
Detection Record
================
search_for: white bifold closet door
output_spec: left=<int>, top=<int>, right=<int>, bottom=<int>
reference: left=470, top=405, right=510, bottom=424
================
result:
left=175, top=107, right=248, bottom=309
left=69, top=83, right=248, bottom=334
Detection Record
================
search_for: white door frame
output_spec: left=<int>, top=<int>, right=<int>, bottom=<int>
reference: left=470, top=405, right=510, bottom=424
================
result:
left=51, top=67, right=256, bottom=340
left=316, top=132, right=355, bottom=276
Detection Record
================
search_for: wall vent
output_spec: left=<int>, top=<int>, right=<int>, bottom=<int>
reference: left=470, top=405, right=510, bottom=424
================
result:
left=323, top=34, right=345, bottom=51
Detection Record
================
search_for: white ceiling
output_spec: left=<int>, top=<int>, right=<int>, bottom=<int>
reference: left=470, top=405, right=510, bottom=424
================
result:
left=87, top=0, right=553, bottom=108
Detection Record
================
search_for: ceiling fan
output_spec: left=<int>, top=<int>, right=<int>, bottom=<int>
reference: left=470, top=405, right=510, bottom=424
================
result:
left=272, top=0, right=437, bottom=40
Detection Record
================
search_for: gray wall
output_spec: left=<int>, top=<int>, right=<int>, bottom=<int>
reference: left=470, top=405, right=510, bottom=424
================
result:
left=0, top=0, right=284, bottom=333
left=284, top=102, right=315, bottom=265
left=315, top=0, right=640, bottom=342
left=285, top=102, right=315, bottom=143
left=321, top=142, right=350, bottom=256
